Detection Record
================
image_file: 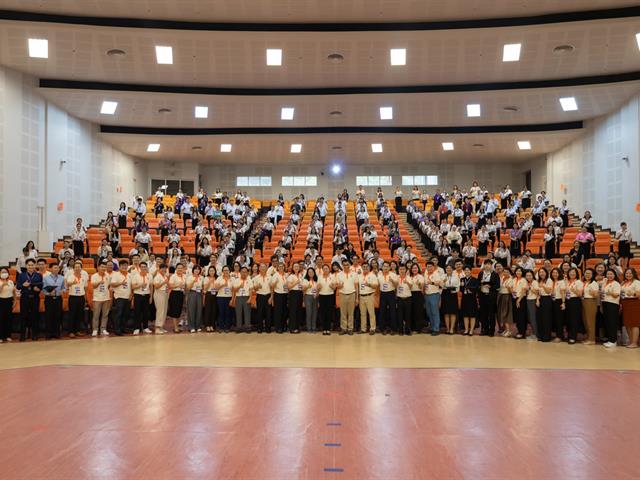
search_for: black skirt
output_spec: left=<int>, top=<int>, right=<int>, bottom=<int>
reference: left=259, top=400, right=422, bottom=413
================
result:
left=619, top=241, right=632, bottom=258
left=461, top=292, right=478, bottom=317
left=168, top=291, right=184, bottom=318
left=441, top=289, right=459, bottom=315
left=118, top=215, right=127, bottom=229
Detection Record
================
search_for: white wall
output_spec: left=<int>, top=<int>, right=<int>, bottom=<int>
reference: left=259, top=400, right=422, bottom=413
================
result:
left=199, top=162, right=522, bottom=201
left=144, top=161, right=199, bottom=195
left=0, top=66, right=146, bottom=264
left=546, top=94, right=640, bottom=238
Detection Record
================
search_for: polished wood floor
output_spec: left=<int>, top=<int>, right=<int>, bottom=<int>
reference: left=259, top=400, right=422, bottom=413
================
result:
left=1, top=332, right=639, bottom=371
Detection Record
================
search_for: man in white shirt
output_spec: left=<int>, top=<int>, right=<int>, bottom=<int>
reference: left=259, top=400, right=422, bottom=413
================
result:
left=90, top=260, right=111, bottom=336
left=335, top=260, right=359, bottom=335
left=358, top=263, right=379, bottom=334
left=424, top=261, right=444, bottom=335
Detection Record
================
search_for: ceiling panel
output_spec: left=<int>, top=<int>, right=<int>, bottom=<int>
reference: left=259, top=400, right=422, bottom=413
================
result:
left=0, top=0, right=637, bottom=23
left=99, top=131, right=582, bottom=164
left=1, top=18, right=640, bottom=88
left=39, top=82, right=640, bottom=128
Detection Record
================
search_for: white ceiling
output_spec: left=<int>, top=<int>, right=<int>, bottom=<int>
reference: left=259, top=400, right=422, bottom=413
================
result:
left=0, top=18, right=639, bottom=87
left=100, top=131, right=583, bottom=164
left=0, top=0, right=637, bottom=23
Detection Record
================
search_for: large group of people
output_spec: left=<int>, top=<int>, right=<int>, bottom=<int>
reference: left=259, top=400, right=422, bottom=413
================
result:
left=1, top=183, right=638, bottom=350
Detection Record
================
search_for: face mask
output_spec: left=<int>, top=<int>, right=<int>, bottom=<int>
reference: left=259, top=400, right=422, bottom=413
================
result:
left=0, top=273, right=8, bottom=279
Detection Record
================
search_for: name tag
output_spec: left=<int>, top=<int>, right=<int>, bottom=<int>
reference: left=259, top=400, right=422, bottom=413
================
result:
left=99, top=285, right=106, bottom=292
left=383, top=283, right=389, bottom=290
left=551, top=293, right=556, bottom=301
left=360, top=283, right=366, bottom=290
left=566, top=292, right=571, bottom=300
left=283, top=286, right=289, bottom=293
left=121, top=282, right=128, bottom=290
left=238, top=289, right=247, bottom=296
left=224, top=287, right=231, bottom=295
left=311, top=288, right=317, bottom=295
left=398, top=286, right=404, bottom=294
left=74, top=286, right=81, bottom=295
left=512, top=292, right=517, bottom=299
left=209, top=289, right=217, bottom=295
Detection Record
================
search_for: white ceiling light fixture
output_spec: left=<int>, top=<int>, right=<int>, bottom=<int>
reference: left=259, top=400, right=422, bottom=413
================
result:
left=331, top=164, right=342, bottom=175
left=517, top=141, right=532, bottom=150
left=100, top=101, right=118, bottom=115
left=442, top=142, right=454, bottom=151
left=466, top=104, right=481, bottom=117
left=220, top=144, right=232, bottom=152
left=390, top=48, right=406, bottom=66
left=379, top=106, right=393, bottom=120
left=559, top=97, right=578, bottom=111
left=194, top=106, right=209, bottom=118
left=266, top=48, right=282, bottom=66
left=636, top=33, right=640, bottom=50
left=28, top=38, right=48, bottom=58
left=290, top=144, right=302, bottom=153
left=502, top=43, right=522, bottom=62
left=281, top=107, right=295, bottom=120
left=155, top=45, right=173, bottom=64
left=371, top=143, right=383, bottom=153
left=147, top=143, right=160, bottom=152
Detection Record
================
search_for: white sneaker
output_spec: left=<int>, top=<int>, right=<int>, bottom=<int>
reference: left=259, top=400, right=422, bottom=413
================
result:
left=92, top=330, right=98, bottom=337
left=144, top=328, right=153, bottom=334
left=526, top=335, right=537, bottom=340
left=197, top=328, right=202, bottom=332
left=5, top=337, right=11, bottom=342
left=603, top=341, right=617, bottom=348
left=133, top=329, right=140, bottom=335
left=102, top=330, right=109, bottom=336
left=156, top=329, right=165, bottom=335
left=190, top=329, right=196, bottom=333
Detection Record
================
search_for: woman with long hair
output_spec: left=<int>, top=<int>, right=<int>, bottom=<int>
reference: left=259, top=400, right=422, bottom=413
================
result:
left=203, top=266, right=218, bottom=332
left=621, top=268, right=640, bottom=348
left=302, top=267, right=319, bottom=333
left=601, top=269, right=621, bottom=348
left=581, top=268, right=600, bottom=345
left=564, top=268, right=584, bottom=345
left=536, top=268, right=553, bottom=342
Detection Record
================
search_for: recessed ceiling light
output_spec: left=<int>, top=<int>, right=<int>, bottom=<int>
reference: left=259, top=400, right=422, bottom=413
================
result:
left=329, top=110, right=342, bottom=118
left=371, top=143, right=383, bottom=153
left=390, top=48, right=406, bottom=66
left=502, top=43, right=521, bottom=62
left=290, top=144, right=302, bottom=153
left=194, top=106, right=209, bottom=118
left=155, top=45, right=173, bottom=64
left=559, top=97, right=578, bottom=111
left=266, top=48, right=282, bottom=66
left=442, top=142, right=454, bottom=151
left=636, top=33, right=640, bottom=50
left=192, top=146, right=203, bottom=150
left=220, top=144, right=232, bottom=152
left=157, top=108, right=172, bottom=114
left=327, top=53, right=344, bottom=63
left=472, top=143, right=484, bottom=148
left=517, top=141, right=531, bottom=150
left=503, top=106, right=520, bottom=112
left=379, top=106, right=393, bottom=120
left=106, top=48, right=126, bottom=57
left=553, top=44, right=575, bottom=55
left=281, top=107, right=295, bottom=120
left=331, top=164, right=342, bottom=175
left=466, top=104, right=481, bottom=117
left=100, top=101, right=118, bottom=115
left=28, top=38, right=48, bottom=58
left=331, top=145, right=342, bottom=150
left=147, top=143, right=160, bottom=152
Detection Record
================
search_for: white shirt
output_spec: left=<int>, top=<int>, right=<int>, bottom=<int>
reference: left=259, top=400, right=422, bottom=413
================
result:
left=336, top=271, right=358, bottom=294
left=377, top=272, right=398, bottom=293
left=358, top=272, right=378, bottom=295
left=65, top=271, right=89, bottom=296
left=131, top=271, right=152, bottom=295
left=111, top=271, right=132, bottom=299
left=90, top=272, right=111, bottom=302
left=232, top=277, right=253, bottom=297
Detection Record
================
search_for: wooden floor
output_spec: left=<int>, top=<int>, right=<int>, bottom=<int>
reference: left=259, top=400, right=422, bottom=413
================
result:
left=1, top=332, right=640, bottom=371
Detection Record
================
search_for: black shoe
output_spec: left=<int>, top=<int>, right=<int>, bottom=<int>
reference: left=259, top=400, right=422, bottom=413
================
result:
left=431, top=332, right=440, bottom=336
left=339, top=330, right=347, bottom=335
left=257, top=330, right=263, bottom=334
left=348, top=330, right=354, bottom=336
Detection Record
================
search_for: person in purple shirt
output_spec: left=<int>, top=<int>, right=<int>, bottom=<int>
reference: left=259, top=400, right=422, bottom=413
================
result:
left=16, top=258, right=43, bottom=341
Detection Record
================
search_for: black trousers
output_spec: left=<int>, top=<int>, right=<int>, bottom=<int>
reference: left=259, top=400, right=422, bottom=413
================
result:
left=552, top=299, right=565, bottom=339
left=72, top=240, right=85, bottom=258
left=319, top=294, right=334, bottom=331
left=565, top=298, right=582, bottom=341
left=68, top=295, right=85, bottom=333
left=410, top=291, right=425, bottom=331
left=182, top=213, right=191, bottom=234
left=397, top=297, right=412, bottom=334
left=479, top=294, right=497, bottom=336
left=513, top=298, right=527, bottom=336
left=255, top=294, right=272, bottom=332
left=204, top=293, right=217, bottom=328
left=45, top=296, right=63, bottom=338
left=112, top=298, right=130, bottom=335
left=273, top=293, right=288, bottom=332
left=379, top=292, right=397, bottom=332
left=19, top=295, right=39, bottom=340
left=537, top=296, right=553, bottom=342
left=134, top=294, right=151, bottom=331
left=0, top=297, right=12, bottom=340
left=288, top=291, right=303, bottom=331
left=602, top=302, right=619, bottom=344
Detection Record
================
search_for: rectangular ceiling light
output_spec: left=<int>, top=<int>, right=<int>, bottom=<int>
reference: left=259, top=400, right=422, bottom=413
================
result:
left=100, top=101, right=118, bottom=115
left=155, top=45, right=173, bottom=64
left=502, top=43, right=521, bottom=62
left=194, top=106, right=209, bottom=118
left=281, top=107, right=295, bottom=120
left=442, top=142, right=454, bottom=151
left=147, top=143, right=160, bottom=152
left=390, top=48, right=406, bottom=66
left=28, top=38, right=48, bottom=58
left=517, top=141, right=531, bottom=150
left=559, top=97, right=578, bottom=111
left=290, top=144, right=302, bottom=153
left=379, top=106, right=393, bottom=120
left=371, top=143, right=383, bottom=153
left=466, top=104, right=481, bottom=117
left=266, top=48, right=282, bottom=66
left=636, top=33, right=640, bottom=50
left=220, top=144, right=232, bottom=152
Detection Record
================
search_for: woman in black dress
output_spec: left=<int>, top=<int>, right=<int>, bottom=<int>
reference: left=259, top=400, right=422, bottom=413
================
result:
left=460, top=267, right=479, bottom=335
left=544, top=225, right=556, bottom=260
left=441, top=264, right=460, bottom=335
left=550, top=267, right=566, bottom=342
left=536, top=267, right=553, bottom=342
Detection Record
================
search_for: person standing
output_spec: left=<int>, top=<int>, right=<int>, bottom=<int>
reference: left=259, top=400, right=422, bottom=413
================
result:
left=377, top=262, right=398, bottom=335
left=536, top=268, right=554, bottom=342
left=318, top=264, right=336, bottom=335
left=269, top=263, right=289, bottom=334
left=302, top=267, right=319, bottom=333
left=42, top=264, right=64, bottom=339
left=186, top=265, right=205, bottom=333
left=110, top=259, right=131, bottom=336
left=90, top=260, right=111, bottom=337
left=409, top=264, right=425, bottom=333
left=621, top=268, right=640, bottom=348
left=214, top=266, right=234, bottom=333
left=131, top=262, right=152, bottom=335
left=477, top=259, right=500, bottom=336
left=167, top=264, right=187, bottom=333
left=441, top=264, right=460, bottom=335
left=395, top=264, right=413, bottom=335
left=495, top=264, right=513, bottom=337
left=16, top=259, right=42, bottom=341
left=336, top=260, right=358, bottom=335
left=286, top=263, right=304, bottom=333
left=153, top=263, right=170, bottom=334
left=581, top=268, right=600, bottom=345
left=64, top=260, right=89, bottom=337
left=232, top=267, right=253, bottom=333
left=358, top=263, right=378, bottom=334
left=203, top=266, right=218, bottom=332
left=423, top=261, right=443, bottom=336
left=71, top=218, right=87, bottom=258
left=564, top=268, right=584, bottom=345
left=252, top=263, right=272, bottom=334
left=601, top=269, right=621, bottom=348
left=509, top=267, right=528, bottom=339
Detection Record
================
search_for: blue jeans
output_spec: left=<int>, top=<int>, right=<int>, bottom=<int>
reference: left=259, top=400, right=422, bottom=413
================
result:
left=425, top=293, right=441, bottom=332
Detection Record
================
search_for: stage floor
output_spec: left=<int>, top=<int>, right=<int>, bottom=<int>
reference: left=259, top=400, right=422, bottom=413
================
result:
left=1, top=364, right=639, bottom=479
